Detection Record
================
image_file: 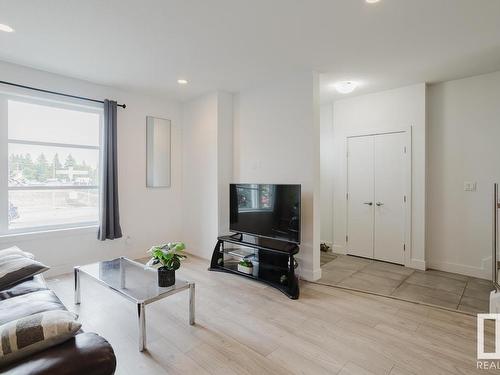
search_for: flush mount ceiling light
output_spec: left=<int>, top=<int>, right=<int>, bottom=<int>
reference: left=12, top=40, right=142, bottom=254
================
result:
left=366, top=0, right=381, bottom=3
left=0, top=23, right=14, bottom=33
left=177, top=79, right=188, bottom=85
left=333, top=81, right=358, bottom=94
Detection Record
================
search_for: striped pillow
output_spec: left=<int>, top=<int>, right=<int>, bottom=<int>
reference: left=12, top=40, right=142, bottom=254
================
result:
left=0, top=255, right=49, bottom=290
left=0, top=247, right=35, bottom=260
left=0, top=310, right=81, bottom=367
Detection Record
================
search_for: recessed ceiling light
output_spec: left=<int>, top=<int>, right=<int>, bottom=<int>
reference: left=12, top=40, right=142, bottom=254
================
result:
left=177, top=79, right=188, bottom=85
left=0, top=23, right=14, bottom=33
left=366, top=0, right=380, bottom=3
left=333, top=81, right=358, bottom=94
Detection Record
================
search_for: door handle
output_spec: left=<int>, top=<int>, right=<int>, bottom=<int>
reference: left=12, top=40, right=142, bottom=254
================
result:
left=363, top=202, right=373, bottom=206
left=376, top=202, right=384, bottom=206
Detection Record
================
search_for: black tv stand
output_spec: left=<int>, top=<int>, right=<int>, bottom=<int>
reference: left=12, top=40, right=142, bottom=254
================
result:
left=209, top=234, right=300, bottom=299
left=228, top=232, right=243, bottom=241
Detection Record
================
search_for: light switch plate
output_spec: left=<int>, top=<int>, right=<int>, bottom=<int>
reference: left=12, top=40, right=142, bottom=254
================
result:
left=464, top=181, right=477, bottom=192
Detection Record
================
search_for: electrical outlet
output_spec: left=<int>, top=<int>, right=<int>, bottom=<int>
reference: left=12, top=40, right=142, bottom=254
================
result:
left=464, top=182, right=477, bottom=192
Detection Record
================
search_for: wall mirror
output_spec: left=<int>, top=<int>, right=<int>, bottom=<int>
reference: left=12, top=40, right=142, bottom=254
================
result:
left=146, top=116, right=171, bottom=187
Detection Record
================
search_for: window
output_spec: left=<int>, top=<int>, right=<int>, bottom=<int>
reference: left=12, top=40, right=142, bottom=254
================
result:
left=236, top=184, right=274, bottom=212
left=1, top=96, right=102, bottom=234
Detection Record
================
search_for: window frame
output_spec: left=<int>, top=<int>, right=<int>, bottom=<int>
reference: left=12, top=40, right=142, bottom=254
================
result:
left=0, top=92, right=103, bottom=236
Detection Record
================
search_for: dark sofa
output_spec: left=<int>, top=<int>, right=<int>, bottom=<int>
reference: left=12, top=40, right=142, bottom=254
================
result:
left=0, top=275, right=116, bottom=375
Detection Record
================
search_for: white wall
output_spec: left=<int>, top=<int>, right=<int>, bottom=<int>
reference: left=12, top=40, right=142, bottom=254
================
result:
left=0, top=61, right=182, bottom=276
left=331, top=84, right=426, bottom=269
left=320, top=103, right=334, bottom=246
left=427, top=71, right=500, bottom=279
left=217, top=92, right=234, bottom=236
left=233, top=72, right=321, bottom=281
left=181, top=91, right=233, bottom=260
left=181, top=93, right=218, bottom=260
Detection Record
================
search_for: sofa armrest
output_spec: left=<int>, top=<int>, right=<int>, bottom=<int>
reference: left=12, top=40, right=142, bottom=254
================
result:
left=0, top=332, right=116, bottom=375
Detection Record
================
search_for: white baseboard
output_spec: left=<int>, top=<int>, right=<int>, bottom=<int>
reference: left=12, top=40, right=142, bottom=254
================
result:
left=490, top=291, right=500, bottom=313
left=427, top=259, right=490, bottom=280
left=300, top=267, right=322, bottom=281
left=332, top=244, right=346, bottom=255
left=407, top=258, right=426, bottom=271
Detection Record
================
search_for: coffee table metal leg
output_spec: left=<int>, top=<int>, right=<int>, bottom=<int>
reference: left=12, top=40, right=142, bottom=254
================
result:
left=189, top=283, right=195, bottom=325
left=119, top=258, right=126, bottom=289
left=74, top=267, right=81, bottom=305
left=137, top=303, right=146, bottom=351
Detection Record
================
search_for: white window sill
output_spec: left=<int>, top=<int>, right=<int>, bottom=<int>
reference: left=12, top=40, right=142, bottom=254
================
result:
left=0, top=225, right=99, bottom=244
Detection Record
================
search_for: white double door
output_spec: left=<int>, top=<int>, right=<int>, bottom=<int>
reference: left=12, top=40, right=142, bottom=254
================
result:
left=347, top=132, right=407, bottom=265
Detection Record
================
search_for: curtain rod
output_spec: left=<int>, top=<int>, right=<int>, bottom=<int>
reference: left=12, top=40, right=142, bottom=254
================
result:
left=0, top=80, right=126, bottom=108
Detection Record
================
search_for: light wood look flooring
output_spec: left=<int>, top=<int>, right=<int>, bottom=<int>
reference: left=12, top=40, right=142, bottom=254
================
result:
left=48, top=255, right=495, bottom=375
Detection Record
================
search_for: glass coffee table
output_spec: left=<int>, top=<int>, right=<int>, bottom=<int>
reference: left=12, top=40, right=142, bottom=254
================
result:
left=74, top=257, right=195, bottom=351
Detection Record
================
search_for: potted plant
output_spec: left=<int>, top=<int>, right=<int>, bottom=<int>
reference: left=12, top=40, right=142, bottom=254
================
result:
left=147, top=242, right=186, bottom=287
left=237, top=259, right=253, bottom=275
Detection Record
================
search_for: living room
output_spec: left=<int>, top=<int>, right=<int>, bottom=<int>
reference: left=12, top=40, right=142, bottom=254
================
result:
left=0, top=1, right=499, bottom=374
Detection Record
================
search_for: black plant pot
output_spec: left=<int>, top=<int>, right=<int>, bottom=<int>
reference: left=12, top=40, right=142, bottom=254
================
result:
left=158, top=267, right=175, bottom=287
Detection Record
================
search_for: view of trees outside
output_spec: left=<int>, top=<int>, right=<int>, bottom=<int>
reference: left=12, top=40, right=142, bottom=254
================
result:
left=8, top=149, right=100, bottom=230
left=8, top=152, right=98, bottom=186
left=7, top=100, right=101, bottom=230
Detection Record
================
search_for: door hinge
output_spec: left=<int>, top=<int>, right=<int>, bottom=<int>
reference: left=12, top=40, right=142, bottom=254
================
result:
left=403, top=146, right=407, bottom=154
left=346, top=193, right=349, bottom=200
left=403, top=243, right=406, bottom=251
left=346, top=235, right=349, bottom=243
left=404, top=195, right=406, bottom=203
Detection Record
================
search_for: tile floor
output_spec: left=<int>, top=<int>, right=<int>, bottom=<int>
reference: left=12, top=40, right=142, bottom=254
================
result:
left=318, top=252, right=494, bottom=314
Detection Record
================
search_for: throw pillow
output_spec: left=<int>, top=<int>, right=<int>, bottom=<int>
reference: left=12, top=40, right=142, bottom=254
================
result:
left=0, top=255, right=49, bottom=290
left=0, top=310, right=81, bottom=367
left=0, top=247, right=35, bottom=260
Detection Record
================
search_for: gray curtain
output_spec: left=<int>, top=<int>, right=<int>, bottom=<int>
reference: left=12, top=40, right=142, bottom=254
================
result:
left=98, top=99, right=123, bottom=240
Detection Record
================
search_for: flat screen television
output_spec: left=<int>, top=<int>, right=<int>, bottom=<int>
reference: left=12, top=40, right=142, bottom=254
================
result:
left=229, top=184, right=301, bottom=244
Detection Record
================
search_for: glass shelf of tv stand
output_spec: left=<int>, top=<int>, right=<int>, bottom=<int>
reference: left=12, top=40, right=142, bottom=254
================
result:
left=220, top=259, right=295, bottom=280
left=222, top=247, right=298, bottom=271
left=223, top=247, right=255, bottom=260
left=218, top=235, right=299, bottom=255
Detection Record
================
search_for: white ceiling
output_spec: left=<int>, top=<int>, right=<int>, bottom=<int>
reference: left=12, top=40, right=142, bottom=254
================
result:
left=1, top=0, right=500, bottom=102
